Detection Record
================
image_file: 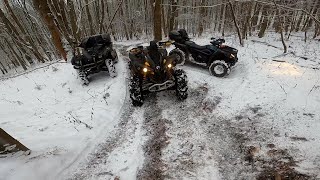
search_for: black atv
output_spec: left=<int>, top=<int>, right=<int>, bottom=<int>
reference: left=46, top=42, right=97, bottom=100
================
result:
left=71, top=34, right=118, bottom=85
left=128, top=41, right=188, bottom=106
left=168, top=29, right=238, bottom=77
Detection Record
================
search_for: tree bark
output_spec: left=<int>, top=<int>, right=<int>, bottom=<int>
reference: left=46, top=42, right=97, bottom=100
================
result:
left=153, top=0, right=162, bottom=41
left=33, top=0, right=67, bottom=61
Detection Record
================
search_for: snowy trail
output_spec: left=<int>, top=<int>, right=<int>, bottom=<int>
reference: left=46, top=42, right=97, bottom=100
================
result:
left=1, top=36, right=320, bottom=180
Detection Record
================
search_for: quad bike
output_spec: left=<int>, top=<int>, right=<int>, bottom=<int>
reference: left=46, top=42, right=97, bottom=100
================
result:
left=167, top=29, right=238, bottom=77
left=128, top=41, right=188, bottom=106
left=71, top=34, right=118, bottom=85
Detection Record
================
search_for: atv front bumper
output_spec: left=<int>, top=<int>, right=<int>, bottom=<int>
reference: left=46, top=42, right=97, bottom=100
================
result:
left=143, top=80, right=175, bottom=92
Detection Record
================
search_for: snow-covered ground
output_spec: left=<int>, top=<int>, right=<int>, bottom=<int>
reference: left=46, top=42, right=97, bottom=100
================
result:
left=1, top=33, right=320, bottom=180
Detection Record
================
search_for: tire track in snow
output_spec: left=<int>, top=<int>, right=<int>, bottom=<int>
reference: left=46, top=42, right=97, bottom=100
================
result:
left=69, top=101, right=136, bottom=179
left=156, top=85, right=221, bottom=179
left=64, top=46, right=140, bottom=179
left=136, top=95, right=169, bottom=180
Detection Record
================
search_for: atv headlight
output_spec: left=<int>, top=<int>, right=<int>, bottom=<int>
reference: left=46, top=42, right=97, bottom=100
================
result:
left=230, top=54, right=235, bottom=59
left=167, top=64, right=172, bottom=68
left=143, top=67, right=148, bottom=73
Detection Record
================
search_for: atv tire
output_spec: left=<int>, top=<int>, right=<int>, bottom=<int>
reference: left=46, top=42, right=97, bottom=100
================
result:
left=129, top=76, right=143, bottom=106
left=209, top=60, right=230, bottom=77
left=174, top=69, right=188, bottom=100
left=111, top=49, right=119, bottom=63
left=106, top=59, right=117, bottom=78
left=169, top=48, right=185, bottom=65
left=77, top=69, right=89, bottom=85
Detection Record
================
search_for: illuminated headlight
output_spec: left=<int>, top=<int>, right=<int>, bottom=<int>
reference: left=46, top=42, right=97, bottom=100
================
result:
left=143, top=68, right=148, bottom=73
left=167, top=64, right=172, bottom=68
left=230, top=54, right=235, bottom=59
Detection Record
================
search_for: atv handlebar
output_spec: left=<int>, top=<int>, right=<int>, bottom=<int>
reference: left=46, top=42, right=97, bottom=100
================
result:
left=210, top=38, right=225, bottom=46
left=158, top=41, right=173, bottom=47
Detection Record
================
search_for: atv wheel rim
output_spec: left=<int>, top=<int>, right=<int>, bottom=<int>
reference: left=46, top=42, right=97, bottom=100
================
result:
left=214, top=65, right=225, bottom=75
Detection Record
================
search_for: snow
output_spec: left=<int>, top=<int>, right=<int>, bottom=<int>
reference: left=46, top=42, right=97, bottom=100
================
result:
left=0, top=52, right=128, bottom=180
left=1, top=33, right=320, bottom=179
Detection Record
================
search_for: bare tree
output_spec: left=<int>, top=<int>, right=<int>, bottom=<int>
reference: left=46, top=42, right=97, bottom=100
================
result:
left=153, top=0, right=162, bottom=40
left=32, top=0, right=67, bottom=61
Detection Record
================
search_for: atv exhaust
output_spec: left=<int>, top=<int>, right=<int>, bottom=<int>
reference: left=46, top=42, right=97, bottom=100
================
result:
left=148, top=80, right=175, bottom=92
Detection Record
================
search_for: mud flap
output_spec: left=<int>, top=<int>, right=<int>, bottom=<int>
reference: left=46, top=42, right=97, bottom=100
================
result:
left=105, top=59, right=117, bottom=78
left=0, top=128, right=30, bottom=155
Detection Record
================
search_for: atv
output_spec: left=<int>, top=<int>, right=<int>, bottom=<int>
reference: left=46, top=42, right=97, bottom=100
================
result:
left=168, top=29, right=238, bottom=77
left=128, top=41, right=188, bottom=106
left=71, top=34, right=118, bottom=85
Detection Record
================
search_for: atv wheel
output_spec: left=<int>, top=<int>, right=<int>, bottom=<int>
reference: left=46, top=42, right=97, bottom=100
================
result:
left=129, top=76, right=143, bottom=106
left=174, top=69, right=188, bottom=100
left=106, top=59, right=117, bottom=78
left=169, top=48, right=185, bottom=65
left=209, top=60, right=230, bottom=77
left=111, top=49, right=119, bottom=63
left=77, top=69, right=89, bottom=85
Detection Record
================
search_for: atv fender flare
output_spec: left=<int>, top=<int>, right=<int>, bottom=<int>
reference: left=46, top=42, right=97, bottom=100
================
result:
left=169, top=48, right=186, bottom=65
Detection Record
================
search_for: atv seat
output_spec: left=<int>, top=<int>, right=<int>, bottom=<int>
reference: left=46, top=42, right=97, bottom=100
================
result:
left=185, top=41, right=207, bottom=50
left=79, top=34, right=112, bottom=49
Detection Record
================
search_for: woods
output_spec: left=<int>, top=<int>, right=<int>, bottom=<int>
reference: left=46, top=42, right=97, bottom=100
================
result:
left=0, top=0, right=319, bottom=74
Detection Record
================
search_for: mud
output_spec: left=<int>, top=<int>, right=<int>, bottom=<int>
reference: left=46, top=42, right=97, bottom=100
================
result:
left=137, top=95, right=169, bottom=180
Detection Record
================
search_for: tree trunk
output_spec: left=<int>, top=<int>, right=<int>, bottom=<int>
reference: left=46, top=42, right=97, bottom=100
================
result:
left=153, top=0, right=162, bottom=41
left=273, top=0, right=287, bottom=53
left=33, top=0, right=67, bottom=61
left=2, top=0, right=46, bottom=63
left=84, top=0, right=94, bottom=35
left=228, top=1, right=243, bottom=46
left=258, top=6, right=269, bottom=38
left=198, top=0, right=206, bottom=36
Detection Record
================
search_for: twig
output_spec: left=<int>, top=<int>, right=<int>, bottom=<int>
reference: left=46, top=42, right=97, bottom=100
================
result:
left=161, top=2, right=228, bottom=9
left=251, top=40, right=283, bottom=50
left=272, top=60, right=286, bottom=63
left=68, top=112, right=93, bottom=129
left=276, top=81, right=287, bottom=96
left=105, top=0, right=124, bottom=32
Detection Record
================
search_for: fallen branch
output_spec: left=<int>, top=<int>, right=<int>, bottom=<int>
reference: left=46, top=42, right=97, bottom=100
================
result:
left=251, top=40, right=283, bottom=50
left=0, top=61, right=67, bottom=81
left=272, top=60, right=286, bottom=63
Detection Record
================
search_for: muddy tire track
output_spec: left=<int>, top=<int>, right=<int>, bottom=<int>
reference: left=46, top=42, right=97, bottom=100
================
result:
left=137, top=95, right=169, bottom=180
left=156, top=85, right=221, bottom=179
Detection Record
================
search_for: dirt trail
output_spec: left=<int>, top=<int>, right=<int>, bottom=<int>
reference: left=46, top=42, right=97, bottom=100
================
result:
left=136, top=95, right=168, bottom=180
left=68, top=45, right=314, bottom=180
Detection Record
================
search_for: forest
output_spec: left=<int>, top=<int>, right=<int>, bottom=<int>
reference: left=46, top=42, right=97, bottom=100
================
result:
left=0, top=0, right=319, bottom=74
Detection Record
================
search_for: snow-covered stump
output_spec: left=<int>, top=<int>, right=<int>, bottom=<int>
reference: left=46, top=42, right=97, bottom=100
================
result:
left=0, top=128, right=30, bottom=155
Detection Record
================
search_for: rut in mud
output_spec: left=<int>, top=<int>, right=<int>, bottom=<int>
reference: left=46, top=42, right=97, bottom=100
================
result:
left=137, top=95, right=169, bottom=180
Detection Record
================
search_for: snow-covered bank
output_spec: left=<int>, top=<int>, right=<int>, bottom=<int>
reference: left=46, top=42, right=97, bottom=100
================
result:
left=183, top=33, right=320, bottom=178
left=0, top=54, right=128, bottom=180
